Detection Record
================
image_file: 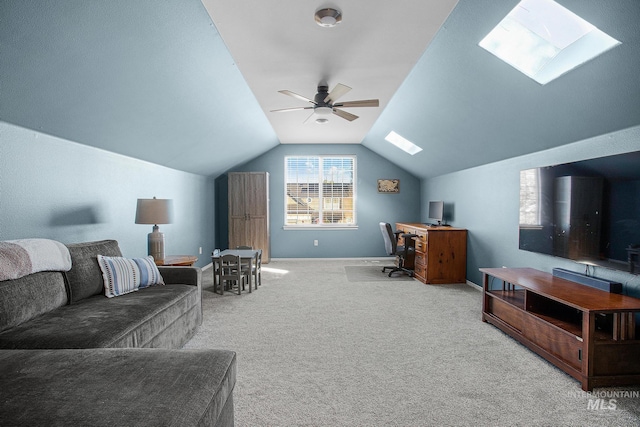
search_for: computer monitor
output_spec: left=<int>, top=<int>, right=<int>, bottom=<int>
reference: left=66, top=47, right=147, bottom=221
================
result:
left=428, top=201, right=444, bottom=225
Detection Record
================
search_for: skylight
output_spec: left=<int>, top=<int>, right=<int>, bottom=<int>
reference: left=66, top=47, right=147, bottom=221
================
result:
left=385, top=131, right=423, bottom=155
left=479, top=0, right=621, bottom=84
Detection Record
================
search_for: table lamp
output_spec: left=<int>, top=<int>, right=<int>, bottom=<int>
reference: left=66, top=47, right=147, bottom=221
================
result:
left=135, top=197, right=173, bottom=262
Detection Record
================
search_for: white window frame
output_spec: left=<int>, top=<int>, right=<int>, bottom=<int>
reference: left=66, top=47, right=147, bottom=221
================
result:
left=284, top=155, right=357, bottom=230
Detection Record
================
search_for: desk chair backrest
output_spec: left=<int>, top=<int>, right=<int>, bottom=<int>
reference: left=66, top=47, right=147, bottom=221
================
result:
left=380, top=222, right=397, bottom=255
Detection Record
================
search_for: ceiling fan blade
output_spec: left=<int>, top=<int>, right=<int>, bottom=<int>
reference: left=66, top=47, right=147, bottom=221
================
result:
left=278, top=90, right=315, bottom=104
left=333, top=108, right=358, bottom=122
left=324, top=83, right=352, bottom=103
left=270, top=106, right=314, bottom=113
left=334, top=99, right=380, bottom=108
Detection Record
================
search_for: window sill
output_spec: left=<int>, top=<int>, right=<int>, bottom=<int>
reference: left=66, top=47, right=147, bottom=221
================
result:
left=283, top=225, right=359, bottom=231
left=519, top=225, right=544, bottom=230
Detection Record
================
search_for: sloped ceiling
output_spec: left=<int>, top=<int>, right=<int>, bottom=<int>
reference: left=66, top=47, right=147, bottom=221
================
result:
left=200, top=0, right=458, bottom=146
left=1, top=1, right=639, bottom=179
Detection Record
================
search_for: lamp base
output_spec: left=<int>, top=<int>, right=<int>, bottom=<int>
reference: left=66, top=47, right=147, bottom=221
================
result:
left=148, top=225, right=165, bottom=262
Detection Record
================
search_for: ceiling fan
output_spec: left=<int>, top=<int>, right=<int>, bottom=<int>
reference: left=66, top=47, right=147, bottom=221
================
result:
left=270, top=83, right=379, bottom=123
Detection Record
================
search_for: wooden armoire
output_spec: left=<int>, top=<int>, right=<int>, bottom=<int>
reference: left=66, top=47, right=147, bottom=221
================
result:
left=228, top=172, right=270, bottom=263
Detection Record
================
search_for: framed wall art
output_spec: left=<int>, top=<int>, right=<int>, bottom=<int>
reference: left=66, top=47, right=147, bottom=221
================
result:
left=377, top=179, right=400, bottom=193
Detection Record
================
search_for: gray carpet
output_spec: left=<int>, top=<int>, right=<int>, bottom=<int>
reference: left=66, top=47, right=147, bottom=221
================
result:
left=344, top=264, right=414, bottom=282
left=185, top=259, right=640, bottom=426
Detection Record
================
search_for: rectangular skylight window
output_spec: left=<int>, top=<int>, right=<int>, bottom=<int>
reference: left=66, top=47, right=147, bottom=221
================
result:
left=385, top=131, right=423, bottom=155
left=479, top=0, right=621, bottom=84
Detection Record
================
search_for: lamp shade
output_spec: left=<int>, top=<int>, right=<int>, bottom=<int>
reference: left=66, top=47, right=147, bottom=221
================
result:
left=135, top=198, right=173, bottom=225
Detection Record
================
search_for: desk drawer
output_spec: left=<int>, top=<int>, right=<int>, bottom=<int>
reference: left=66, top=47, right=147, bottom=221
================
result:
left=414, top=230, right=427, bottom=243
left=415, top=251, right=427, bottom=267
left=414, top=239, right=427, bottom=252
left=414, top=231, right=427, bottom=250
left=397, top=226, right=414, bottom=247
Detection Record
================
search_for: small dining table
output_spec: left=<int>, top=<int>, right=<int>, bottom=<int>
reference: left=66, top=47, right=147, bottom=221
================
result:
left=211, top=249, right=260, bottom=292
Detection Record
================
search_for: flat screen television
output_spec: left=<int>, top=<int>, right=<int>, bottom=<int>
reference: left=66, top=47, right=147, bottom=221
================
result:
left=519, top=150, right=640, bottom=272
left=428, top=201, right=444, bottom=225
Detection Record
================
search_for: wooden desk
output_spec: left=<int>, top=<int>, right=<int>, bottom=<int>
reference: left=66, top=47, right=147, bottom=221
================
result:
left=155, top=255, right=198, bottom=267
left=481, top=267, right=640, bottom=390
left=395, top=223, right=467, bottom=284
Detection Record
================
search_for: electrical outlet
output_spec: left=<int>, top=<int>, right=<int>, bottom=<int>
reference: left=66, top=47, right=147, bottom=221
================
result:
left=314, top=240, right=318, bottom=246
left=199, top=247, right=202, bottom=254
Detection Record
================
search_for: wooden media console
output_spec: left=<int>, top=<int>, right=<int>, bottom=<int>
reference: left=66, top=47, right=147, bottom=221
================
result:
left=481, top=267, right=640, bottom=391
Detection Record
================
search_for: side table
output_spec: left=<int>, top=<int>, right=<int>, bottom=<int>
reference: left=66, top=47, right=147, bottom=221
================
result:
left=155, top=255, right=198, bottom=267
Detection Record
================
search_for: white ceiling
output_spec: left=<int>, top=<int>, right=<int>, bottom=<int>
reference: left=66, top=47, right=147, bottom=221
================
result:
left=201, top=0, right=458, bottom=145
left=1, top=0, right=639, bottom=179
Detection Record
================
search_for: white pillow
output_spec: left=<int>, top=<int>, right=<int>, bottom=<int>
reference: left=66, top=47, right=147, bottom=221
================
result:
left=97, top=255, right=164, bottom=298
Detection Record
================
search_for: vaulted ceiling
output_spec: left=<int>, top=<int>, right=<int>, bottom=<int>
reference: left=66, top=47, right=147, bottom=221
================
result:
left=1, top=1, right=639, bottom=179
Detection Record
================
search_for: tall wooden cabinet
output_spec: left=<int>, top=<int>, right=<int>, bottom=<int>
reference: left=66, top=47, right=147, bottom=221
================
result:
left=396, top=222, right=467, bottom=284
left=228, top=172, right=270, bottom=263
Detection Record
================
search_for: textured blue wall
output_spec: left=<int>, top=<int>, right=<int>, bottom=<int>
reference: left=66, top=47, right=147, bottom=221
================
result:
left=222, top=144, right=421, bottom=258
left=0, top=122, right=215, bottom=267
left=422, top=125, right=640, bottom=296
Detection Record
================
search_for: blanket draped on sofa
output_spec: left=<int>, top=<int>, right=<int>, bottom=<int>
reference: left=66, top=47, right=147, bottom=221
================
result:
left=0, top=238, right=71, bottom=281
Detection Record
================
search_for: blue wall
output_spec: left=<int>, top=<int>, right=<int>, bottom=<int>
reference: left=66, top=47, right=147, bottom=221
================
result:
left=422, top=125, right=640, bottom=297
left=0, top=122, right=215, bottom=267
left=220, top=144, right=421, bottom=258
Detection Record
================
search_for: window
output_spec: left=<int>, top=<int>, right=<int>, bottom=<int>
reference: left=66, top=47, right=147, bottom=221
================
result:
left=479, top=0, right=620, bottom=85
left=285, top=156, right=356, bottom=227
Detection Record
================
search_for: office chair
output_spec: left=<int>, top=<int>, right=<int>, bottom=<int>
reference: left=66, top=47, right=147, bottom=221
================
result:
left=379, top=222, right=416, bottom=277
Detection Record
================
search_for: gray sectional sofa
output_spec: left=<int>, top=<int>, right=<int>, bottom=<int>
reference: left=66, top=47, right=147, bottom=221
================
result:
left=0, top=239, right=236, bottom=426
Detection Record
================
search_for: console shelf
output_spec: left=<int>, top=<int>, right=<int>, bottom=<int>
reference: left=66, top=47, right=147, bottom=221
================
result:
left=481, top=267, right=640, bottom=390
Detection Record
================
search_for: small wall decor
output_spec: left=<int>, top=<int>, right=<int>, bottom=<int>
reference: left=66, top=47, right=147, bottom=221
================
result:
left=377, top=179, right=400, bottom=193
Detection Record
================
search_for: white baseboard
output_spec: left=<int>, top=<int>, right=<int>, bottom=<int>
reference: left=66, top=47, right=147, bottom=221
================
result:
left=466, top=280, right=481, bottom=291
left=271, top=257, right=393, bottom=262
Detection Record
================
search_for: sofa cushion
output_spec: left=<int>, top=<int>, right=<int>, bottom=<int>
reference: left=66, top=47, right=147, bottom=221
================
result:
left=97, top=255, right=164, bottom=298
left=65, top=240, right=122, bottom=303
left=0, top=284, right=199, bottom=349
left=0, top=271, right=68, bottom=333
left=0, top=348, right=236, bottom=427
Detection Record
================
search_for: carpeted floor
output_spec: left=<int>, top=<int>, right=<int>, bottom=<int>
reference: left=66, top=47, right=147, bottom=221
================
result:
left=185, top=258, right=640, bottom=426
left=344, top=264, right=414, bottom=282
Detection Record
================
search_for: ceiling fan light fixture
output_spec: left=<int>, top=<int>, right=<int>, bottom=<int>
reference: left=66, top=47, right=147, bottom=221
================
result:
left=315, top=8, right=342, bottom=27
left=315, top=118, right=329, bottom=124
left=315, top=106, right=333, bottom=115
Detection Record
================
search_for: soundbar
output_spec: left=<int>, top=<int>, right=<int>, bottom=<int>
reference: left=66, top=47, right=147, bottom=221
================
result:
left=552, top=268, right=622, bottom=294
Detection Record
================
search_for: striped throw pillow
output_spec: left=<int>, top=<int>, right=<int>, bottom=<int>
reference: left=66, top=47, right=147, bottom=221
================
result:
left=97, top=255, right=164, bottom=298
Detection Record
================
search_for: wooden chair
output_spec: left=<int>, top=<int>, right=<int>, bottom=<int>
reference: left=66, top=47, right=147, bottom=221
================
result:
left=236, top=246, right=258, bottom=291
left=215, top=254, right=245, bottom=295
left=255, top=249, right=262, bottom=287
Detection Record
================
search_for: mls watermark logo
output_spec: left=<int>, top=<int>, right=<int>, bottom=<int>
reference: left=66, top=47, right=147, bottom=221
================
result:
left=568, top=390, right=640, bottom=410
left=586, top=398, right=617, bottom=411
